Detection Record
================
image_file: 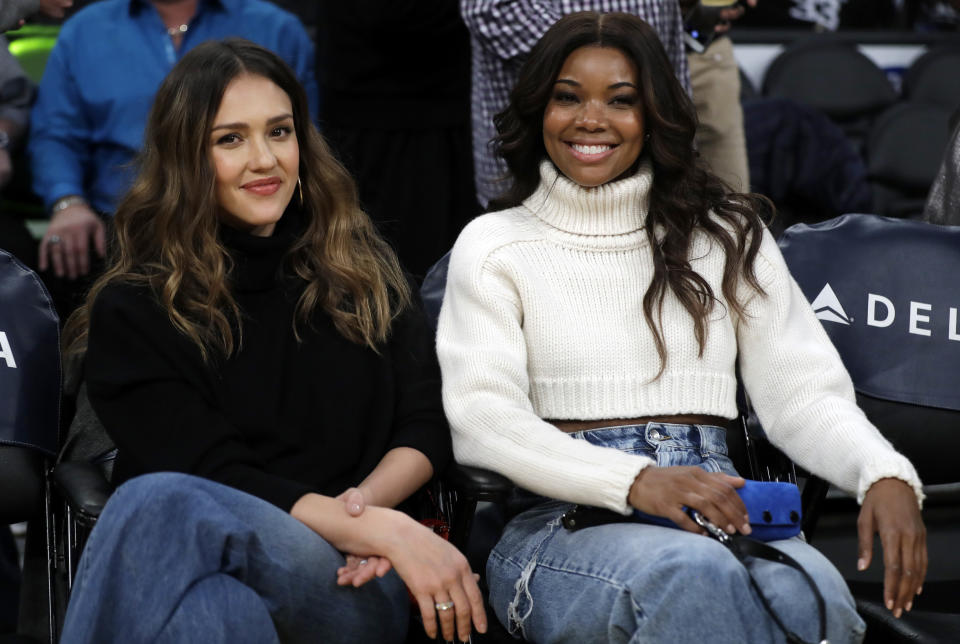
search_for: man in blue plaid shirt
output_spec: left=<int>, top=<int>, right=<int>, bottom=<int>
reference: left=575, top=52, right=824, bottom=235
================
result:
left=461, top=1, right=689, bottom=206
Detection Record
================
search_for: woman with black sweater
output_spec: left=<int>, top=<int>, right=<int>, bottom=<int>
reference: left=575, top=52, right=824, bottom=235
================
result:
left=58, top=39, right=485, bottom=644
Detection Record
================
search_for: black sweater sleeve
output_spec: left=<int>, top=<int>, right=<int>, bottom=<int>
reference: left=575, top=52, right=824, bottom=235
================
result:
left=385, top=293, right=452, bottom=477
left=85, top=284, right=314, bottom=511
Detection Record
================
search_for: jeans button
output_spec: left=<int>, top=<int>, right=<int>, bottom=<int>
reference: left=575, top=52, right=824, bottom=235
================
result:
left=649, top=428, right=662, bottom=441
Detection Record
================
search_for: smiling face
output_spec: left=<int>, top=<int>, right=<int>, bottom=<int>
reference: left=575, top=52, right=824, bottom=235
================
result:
left=542, top=45, right=645, bottom=188
left=210, top=73, right=299, bottom=237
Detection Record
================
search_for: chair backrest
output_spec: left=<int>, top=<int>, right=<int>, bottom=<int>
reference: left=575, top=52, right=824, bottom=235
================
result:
left=778, top=214, right=960, bottom=484
left=865, top=102, right=953, bottom=218
left=0, top=250, right=60, bottom=522
left=420, top=250, right=451, bottom=332
left=903, top=45, right=960, bottom=111
left=762, top=39, right=897, bottom=123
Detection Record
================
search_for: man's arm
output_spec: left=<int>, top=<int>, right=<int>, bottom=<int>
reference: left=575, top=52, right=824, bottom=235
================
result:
left=28, top=36, right=91, bottom=211
left=27, top=33, right=106, bottom=278
left=460, top=0, right=562, bottom=62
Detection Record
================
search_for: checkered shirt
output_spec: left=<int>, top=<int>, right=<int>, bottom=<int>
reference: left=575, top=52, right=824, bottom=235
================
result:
left=461, top=0, right=690, bottom=206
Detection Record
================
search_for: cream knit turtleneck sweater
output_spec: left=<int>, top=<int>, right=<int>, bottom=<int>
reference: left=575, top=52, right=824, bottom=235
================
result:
left=437, top=161, right=922, bottom=514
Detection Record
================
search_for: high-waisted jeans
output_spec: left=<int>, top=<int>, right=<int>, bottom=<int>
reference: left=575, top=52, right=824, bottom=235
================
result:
left=486, top=422, right=866, bottom=643
left=60, top=472, right=410, bottom=643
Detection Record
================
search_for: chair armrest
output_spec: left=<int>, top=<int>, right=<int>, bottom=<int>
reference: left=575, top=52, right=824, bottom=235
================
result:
left=444, top=463, right=514, bottom=500
left=52, top=461, right=114, bottom=522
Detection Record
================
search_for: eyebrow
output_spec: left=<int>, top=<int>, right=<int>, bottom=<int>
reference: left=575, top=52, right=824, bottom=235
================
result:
left=211, top=113, right=294, bottom=132
left=554, top=79, right=638, bottom=90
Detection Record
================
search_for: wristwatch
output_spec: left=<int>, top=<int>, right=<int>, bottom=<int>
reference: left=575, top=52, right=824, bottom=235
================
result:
left=51, top=195, right=88, bottom=214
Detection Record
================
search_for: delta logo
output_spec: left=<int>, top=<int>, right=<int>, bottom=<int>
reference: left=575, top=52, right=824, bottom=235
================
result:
left=811, top=284, right=852, bottom=325
left=810, top=283, right=960, bottom=341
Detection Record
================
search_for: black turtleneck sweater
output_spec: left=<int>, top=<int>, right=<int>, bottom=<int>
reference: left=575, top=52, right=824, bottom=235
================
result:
left=85, top=213, right=450, bottom=511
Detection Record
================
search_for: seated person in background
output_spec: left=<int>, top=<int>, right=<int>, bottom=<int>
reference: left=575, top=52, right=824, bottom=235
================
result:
left=57, top=39, right=484, bottom=644
left=438, top=12, right=925, bottom=643
left=29, top=0, right=317, bottom=313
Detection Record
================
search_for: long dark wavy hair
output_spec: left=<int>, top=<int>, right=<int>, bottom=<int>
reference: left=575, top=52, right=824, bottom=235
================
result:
left=64, top=39, right=410, bottom=362
left=492, top=12, right=771, bottom=375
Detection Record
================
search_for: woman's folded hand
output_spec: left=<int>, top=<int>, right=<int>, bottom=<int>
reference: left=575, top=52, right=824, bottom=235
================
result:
left=382, top=518, right=488, bottom=642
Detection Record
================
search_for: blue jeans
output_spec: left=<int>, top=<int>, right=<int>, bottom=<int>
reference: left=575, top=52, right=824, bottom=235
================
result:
left=61, top=472, right=410, bottom=643
left=487, top=423, right=866, bottom=643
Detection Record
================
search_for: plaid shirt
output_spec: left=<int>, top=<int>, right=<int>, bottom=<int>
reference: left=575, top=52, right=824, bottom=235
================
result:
left=461, top=0, right=689, bottom=206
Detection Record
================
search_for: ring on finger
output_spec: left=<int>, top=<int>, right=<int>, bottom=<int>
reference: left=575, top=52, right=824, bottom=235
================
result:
left=359, top=559, right=368, bottom=565
left=434, top=600, right=455, bottom=611
left=48, top=234, right=62, bottom=244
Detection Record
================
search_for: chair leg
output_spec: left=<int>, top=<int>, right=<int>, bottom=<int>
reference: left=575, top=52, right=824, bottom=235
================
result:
left=42, top=477, right=56, bottom=644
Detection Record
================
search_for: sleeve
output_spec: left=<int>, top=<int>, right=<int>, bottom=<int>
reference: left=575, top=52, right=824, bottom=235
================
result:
left=0, top=40, right=33, bottom=131
left=0, top=0, right=39, bottom=33
left=85, top=285, right=315, bottom=511
left=436, top=223, right=653, bottom=514
left=384, top=292, right=452, bottom=477
left=737, top=230, right=924, bottom=505
left=459, top=0, right=562, bottom=62
left=27, top=32, right=91, bottom=211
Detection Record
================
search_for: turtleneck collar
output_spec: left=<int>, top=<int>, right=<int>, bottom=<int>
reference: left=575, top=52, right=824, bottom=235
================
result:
left=522, top=159, right=653, bottom=236
left=220, top=205, right=304, bottom=292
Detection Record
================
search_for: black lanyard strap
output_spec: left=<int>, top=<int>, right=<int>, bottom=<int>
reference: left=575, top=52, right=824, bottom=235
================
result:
left=692, top=510, right=829, bottom=644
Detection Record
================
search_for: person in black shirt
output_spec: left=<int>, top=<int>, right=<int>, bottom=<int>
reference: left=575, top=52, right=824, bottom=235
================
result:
left=57, top=39, right=486, bottom=644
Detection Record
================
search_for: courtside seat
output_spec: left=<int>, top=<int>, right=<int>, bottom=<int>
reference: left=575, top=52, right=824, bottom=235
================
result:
left=779, top=214, right=960, bottom=643
left=762, top=38, right=897, bottom=150
left=902, top=45, right=960, bottom=112
left=864, top=102, right=953, bottom=218
left=0, top=250, right=60, bottom=643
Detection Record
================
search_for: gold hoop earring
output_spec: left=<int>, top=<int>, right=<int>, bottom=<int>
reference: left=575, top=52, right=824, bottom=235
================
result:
left=297, top=176, right=304, bottom=206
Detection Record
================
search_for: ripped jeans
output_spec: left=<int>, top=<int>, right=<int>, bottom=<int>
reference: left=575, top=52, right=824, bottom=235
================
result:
left=486, top=422, right=866, bottom=643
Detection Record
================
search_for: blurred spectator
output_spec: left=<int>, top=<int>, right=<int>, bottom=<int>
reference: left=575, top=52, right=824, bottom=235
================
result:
left=27, top=0, right=317, bottom=316
left=0, top=36, right=35, bottom=268
left=317, top=2, right=477, bottom=279
left=911, top=0, right=960, bottom=31
left=682, top=0, right=757, bottom=192
left=688, top=36, right=750, bottom=191
left=923, top=118, right=960, bottom=225
left=745, top=96, right=872, bottom=236
left=737, top=0, right=902, bottom=30
left=460, top=1, right=689, bottom=207
left=0, top=0, right=74, bottom=32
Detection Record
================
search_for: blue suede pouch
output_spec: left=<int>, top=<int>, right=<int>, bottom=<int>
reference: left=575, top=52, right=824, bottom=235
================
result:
left=630, top=480, right=803, bottom=541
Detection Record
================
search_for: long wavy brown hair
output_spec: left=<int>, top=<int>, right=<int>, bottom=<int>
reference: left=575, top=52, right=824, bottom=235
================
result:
left=491, top=12, right=772, bottom=375
left=64, top=39, right=410, bottom=362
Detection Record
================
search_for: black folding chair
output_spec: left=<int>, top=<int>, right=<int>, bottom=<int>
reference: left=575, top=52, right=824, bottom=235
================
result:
left=780, top=213, right=960, bottom=643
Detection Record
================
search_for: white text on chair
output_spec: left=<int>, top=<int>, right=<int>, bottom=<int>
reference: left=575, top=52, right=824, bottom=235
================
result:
left=866, top=294, right=960, bottom=340
left=0, top=331, right=17, bottom=368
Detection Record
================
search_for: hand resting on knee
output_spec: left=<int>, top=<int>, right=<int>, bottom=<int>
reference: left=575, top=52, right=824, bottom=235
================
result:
left=291, top=492, right=487, bottom=642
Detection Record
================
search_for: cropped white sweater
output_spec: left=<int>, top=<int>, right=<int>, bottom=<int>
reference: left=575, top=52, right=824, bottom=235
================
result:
left=437, top=161, right=922, bottom=514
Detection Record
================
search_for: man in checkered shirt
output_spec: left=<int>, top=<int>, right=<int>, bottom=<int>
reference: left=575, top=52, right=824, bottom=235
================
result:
left=461, top=1, right=689, bottom=206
